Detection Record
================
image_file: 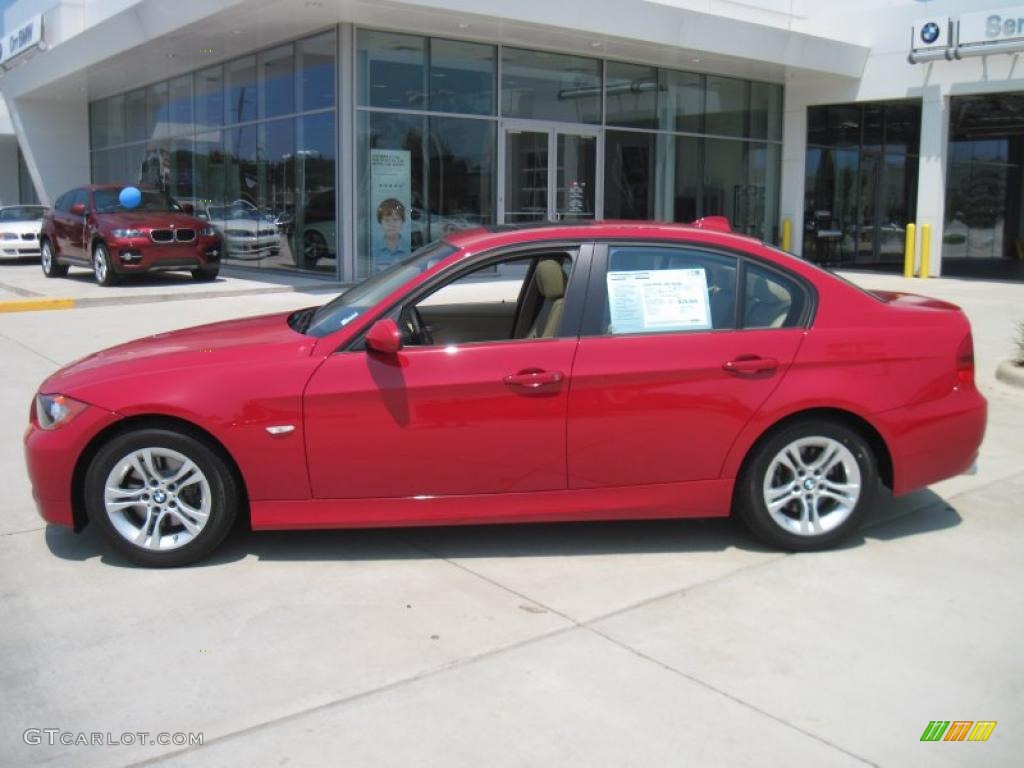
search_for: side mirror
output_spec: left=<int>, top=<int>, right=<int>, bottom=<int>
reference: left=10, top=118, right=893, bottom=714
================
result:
left=365, top=318, right=403, bottom=354
left=70, top=203, right=86, bottom=216
left=181, top=203, right=195, bottom=215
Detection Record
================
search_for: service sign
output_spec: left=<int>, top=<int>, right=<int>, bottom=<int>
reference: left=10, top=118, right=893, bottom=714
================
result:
left=912, top=17, right=951, bottom=50
left=960, top=6, right=1024, bottom=46
left=0, top=14, right=43, bottom=66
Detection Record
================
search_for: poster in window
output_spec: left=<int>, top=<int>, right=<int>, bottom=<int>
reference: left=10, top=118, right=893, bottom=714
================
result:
left=370, top=149, right=411, bottom=272
left=607, top=268, right=711, bottom=333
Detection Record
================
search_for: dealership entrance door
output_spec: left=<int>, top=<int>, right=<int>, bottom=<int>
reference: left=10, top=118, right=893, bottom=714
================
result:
left=499, top=122, right=602, bottom=224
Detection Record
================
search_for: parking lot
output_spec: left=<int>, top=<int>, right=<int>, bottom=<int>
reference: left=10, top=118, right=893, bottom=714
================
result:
left=1, top=260, right=1022, bottom=767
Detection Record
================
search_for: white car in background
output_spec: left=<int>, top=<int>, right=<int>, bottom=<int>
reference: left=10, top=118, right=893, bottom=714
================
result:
left=0, top=205, right=47, bottom=260
left=199, top=200, right=281, bottom=261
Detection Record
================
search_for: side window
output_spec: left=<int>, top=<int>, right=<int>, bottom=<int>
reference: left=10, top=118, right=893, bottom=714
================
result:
left=54, top=192, right=71, bottom=213
left=400, top=253, right=574, bottom=346
left=69, top=189, right=87, bottom=210
left=602, top=246, right=738, bottom=334
left=743, top=262, right=806, bottom=329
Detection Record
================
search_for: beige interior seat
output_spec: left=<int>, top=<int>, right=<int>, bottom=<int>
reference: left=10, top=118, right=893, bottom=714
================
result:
left=745, top=275, right=791, bottom=329
left=525, top=259, right=567, bottom=338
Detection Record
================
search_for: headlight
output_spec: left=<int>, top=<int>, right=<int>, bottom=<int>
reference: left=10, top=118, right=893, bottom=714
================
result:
left=112, top=228, right=146, bottom=238
left=200, top=227, right=217, bottom=237
left=34, top=394, right=88, bottom=430
left=1, top=232, right=18, bottom=240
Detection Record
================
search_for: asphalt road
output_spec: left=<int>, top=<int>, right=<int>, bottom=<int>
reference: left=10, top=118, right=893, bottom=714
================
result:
left=1, top=265, right=1021, bottom=767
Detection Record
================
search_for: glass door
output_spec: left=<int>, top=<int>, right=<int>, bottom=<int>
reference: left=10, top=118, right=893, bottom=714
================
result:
left=500, top=123, right=601, bottom=224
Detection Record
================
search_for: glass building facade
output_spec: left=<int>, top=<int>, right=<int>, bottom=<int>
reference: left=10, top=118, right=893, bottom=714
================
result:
left=804, top=101, right=920, bottom=267
left=88, top=25, right=782, bottom=281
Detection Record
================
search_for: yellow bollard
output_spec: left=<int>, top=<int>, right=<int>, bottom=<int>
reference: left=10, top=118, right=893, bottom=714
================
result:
left=919, top=223, right=931, bottom=278
left=781, top=218, right=792, bottom=252
left=903, top=223, right=916, bottom=278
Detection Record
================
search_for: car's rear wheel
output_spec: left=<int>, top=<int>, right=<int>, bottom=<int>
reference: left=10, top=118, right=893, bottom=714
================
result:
left=300, top=230, right=326, bottom=269
left=84, top=428, right=239, bottom=567
left=736, top=419, right=877, bottom=551
left=40, top=239, right=68, bottom=277
left=92, top=242, right=119, bottom=286
left=191, top=265, right=219, bottom=281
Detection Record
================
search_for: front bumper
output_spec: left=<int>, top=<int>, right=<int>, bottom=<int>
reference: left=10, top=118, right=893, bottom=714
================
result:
left=109, top=236, right=221, bottom=272
left=23, top=404, right=122, bottom=528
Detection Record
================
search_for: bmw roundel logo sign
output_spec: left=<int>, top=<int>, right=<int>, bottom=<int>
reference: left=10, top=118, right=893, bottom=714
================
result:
left=921, top=22, right=940, bottom=45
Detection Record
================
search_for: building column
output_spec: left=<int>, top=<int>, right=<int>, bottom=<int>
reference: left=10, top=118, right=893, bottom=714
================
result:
left=780, top=85, right=807, bottom=256
left=4, top=94, right=90, bottom=207
left=915, top=88, right=949, bottom=276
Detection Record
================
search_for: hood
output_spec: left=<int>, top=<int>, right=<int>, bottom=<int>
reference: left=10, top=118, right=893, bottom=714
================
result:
left=41, top=311, right=317, bottom=402
left=97, top=211, right=210, bottom=230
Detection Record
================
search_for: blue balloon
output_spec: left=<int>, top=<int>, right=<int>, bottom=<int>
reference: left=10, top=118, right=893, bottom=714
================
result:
left=119, top=186, right=142, bottom=209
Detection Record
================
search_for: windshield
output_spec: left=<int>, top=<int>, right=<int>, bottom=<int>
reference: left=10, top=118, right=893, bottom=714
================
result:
left=0, top=206, right=46, bottom=222
left=93, top=188, right=183, bottom=214
left=302, top=241, right=458, bottom=337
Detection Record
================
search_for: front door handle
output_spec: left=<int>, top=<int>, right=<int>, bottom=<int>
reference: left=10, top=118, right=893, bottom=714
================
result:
left=723, top=356, right=778, bottom=375
left=503, top=369, right=565, bottom=389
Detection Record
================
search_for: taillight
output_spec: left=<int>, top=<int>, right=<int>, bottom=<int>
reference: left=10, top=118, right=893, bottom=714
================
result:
left=956, top=333, right=975, bottom=386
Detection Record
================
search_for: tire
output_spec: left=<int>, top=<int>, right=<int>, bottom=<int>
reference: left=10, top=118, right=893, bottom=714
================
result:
left=40, top=238, right=68, bottom=277
left=92, top=242, right=119, bottom=286
left=736, top=419, right=877, bottom=551
left=299, top=230, right=326, bottom=269
left=84, top=428, right=240, bottom=567
left=191, top=265, right=219, bottom=282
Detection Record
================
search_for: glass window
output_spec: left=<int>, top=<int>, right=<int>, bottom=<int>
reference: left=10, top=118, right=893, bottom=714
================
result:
left=405, top=254, right=573, bottom=344
left=260, top=44, right=295, bottom=119
left=139, top=142, right=170, bottom=193
left=429, top=39, right=495, bottom=116
left=605, top=130, right=656, bottom=219
left=193, top=130, right=226, bottom=217
left=743, top=262, right=804, bottom=329
left=17, top=149, right=39, bottom=205
left=750, top=82, right=782, bottom=141
left=292, top=112, right=337, bottom=273
left=603, top=246, right=738, bottom=333
left=91, top=151, right=109, bottom=186
left=673, top=135, right=703, bottom=222
left=501, top=47, right=601, bottom=124
left=357, top=30, right=427, bottom=110
left=169, top=75, right=193, bottom=134
left=106, top=95, right=126, bottom=147
left=606, top=62, right=658, bottom=130
left=746, top=142, right=781, bottom=243
left=219, top=124, right=260, bottom=262
left=147, top=81, right=170, bottom=141
left=427, top=117, right=495, bottom=241
left=126, top=88, right=147, bottom=142
left=662, top=70, right=703, bottom=134
left=357, top=111, right=427, bottom=278
left=703, top=138, right=747, bottom=224
left=299, top=31, right=337, bottom=112
left=885, top=102, right=920, bottom=155
left=226, top=56, right=258, bottom=124
left=90, top=101, right=109, bottom=149
left=169, top=138, right=195, bottom=200
left=705, top=76, right=747, bottom=137
left=807, top=104, right=861, bottom=148
left=196, top=66, right=224, bottom=129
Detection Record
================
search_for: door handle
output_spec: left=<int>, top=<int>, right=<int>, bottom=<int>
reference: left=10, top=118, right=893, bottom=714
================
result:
left=723, top=356, right=778, bottom=375
left=503, top=369, right=564, bottom=389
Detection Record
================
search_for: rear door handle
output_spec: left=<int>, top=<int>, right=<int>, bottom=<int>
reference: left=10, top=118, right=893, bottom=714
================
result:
left=723, top=356, right=778, bottom=375
left=503, top=369, right=565, bottom=389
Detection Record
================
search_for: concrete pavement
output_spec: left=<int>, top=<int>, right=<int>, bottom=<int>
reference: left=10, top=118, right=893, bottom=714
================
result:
left=0, top=268, right=1021, bottom=767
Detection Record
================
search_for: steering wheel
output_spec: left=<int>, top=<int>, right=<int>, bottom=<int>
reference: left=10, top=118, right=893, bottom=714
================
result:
left=403, top=305, right=434, bottom=346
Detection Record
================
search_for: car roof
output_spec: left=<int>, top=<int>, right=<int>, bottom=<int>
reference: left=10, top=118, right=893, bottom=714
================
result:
left=443, top=220, right=764, bottom=251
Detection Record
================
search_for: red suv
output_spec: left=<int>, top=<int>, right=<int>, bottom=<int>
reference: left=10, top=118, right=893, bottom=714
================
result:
left=40, top=185, right=222, bottom=285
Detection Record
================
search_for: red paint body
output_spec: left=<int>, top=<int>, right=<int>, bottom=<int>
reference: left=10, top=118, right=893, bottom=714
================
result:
left=24, top=223, right=987, bottom=534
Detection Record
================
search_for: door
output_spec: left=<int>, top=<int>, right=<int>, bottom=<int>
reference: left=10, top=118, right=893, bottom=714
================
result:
left=500, top=123, right=601, bottom=224
left=303, top=249, right=586, bottom=500
left=567, top=244, right=806, bottom=489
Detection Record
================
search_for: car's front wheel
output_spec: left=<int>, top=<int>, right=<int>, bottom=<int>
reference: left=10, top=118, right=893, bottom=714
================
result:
left=84, top=428, right=240, bottom=567
left=191, top=265, right=219, bottom=282
left=92, top=243, right=119, bottom=286
left=736, top=419, right=877, bottom=551
left=300, top=230, right=327, bottom=268
left=40, top=238, right=68, bottom=277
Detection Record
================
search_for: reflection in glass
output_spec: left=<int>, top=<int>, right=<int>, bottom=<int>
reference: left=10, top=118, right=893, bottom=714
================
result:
left=556, top=134, right=596, bottom=221
left=260, top=44, right=295, bottom=119
left=662, top=70, right=703, bottom=134
left=126, top=89, right=147, bottom=142
left=169, top=76, right=193, bottom=135
left=220, top=124, right=265, bottom=262
left=673, top=135, right=702, bottom=222
left=169, top=138, right=195, bottom=199
left=225, top=56, right=257, bottom=125
left=292, top=112, right=337, bottom=272
left=357, top=30, right=427, bottom=110
left=429, top=39, right=496, bottom=116
left=705, top=76, right=747, bottom=137
left=606, top=62, right=658, bottom=130
left=195, top=66, right=224, bottom=130
left=750, top=82, right=782, bottom=141
left=147, top=82, right=170, bottom=141
left=501, top=47, right=601, bottom=124
left=504, top=131, right=548, bottom=225
left=605, top=130, right=656, bottom=219
left=299, top=31, right=337, bottom=112
left=428, top=117, right=495, bottom=239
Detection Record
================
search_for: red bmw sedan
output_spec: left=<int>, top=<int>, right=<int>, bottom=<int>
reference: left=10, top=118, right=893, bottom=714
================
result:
left=24, top=221, right=987, bottom=566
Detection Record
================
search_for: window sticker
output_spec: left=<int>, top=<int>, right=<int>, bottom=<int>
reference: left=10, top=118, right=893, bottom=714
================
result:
left=607, top=268, right=711, bottom=334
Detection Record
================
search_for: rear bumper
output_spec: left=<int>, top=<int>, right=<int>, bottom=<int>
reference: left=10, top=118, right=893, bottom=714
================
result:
left=23, top=405, right=122, bottom=528
left=874, top=385, right=987, bottom=496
